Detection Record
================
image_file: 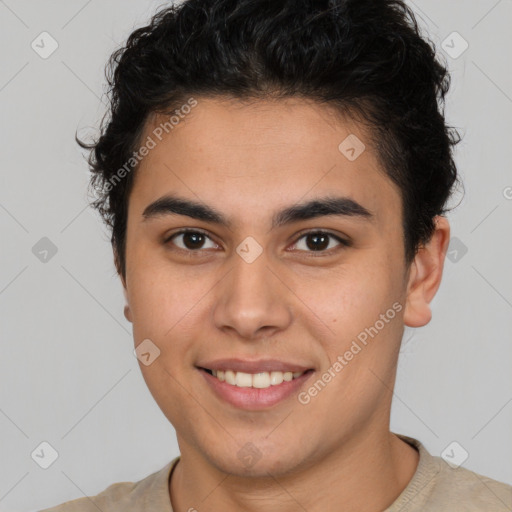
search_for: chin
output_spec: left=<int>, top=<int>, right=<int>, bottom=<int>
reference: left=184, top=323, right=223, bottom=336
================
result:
left=198, top=438, right=312, bottom=478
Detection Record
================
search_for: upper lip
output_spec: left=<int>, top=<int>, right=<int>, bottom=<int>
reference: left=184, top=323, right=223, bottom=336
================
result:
left=197, top=358, right=313, bottom=374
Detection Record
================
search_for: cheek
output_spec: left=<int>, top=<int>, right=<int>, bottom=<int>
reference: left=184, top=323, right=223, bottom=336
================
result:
left=311, top=263, right=404, bottom=385
left=297, top=258, right=399, bottom=333
left=126, top=229, right=405, bottom=349
left=127, top=256, right=210, bottom=344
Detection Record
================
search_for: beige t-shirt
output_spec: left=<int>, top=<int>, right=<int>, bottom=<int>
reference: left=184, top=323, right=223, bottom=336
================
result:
left=40, top=434, right=512, bottom=511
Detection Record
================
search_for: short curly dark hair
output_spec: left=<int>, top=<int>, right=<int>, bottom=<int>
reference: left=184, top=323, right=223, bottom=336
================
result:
left=77, top=0, right=461, bottom=279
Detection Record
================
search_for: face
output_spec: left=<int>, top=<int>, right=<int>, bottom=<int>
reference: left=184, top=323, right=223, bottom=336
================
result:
left=123, top=96, right=413, bottom=476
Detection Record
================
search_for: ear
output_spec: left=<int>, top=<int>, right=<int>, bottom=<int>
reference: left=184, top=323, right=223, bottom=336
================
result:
left=403, top=216, right=451, bottom=328
left=114, top=247, right=133, bottom=323
left=123, top=294, right=133, bottom=323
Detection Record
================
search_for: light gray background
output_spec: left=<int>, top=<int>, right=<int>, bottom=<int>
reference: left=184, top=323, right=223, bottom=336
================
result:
left=0, top=1, right=511, bottom=510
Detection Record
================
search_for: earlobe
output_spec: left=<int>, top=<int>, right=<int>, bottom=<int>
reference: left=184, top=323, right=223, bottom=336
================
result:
left=124, top=304, right=133, bottom=323
left=120, top=273, right=133, bottom=323
left=113, top=248, right=132, bottom=322
left=403, top=216, right=451, bottom=328
left=122, top=288, right=133, bottom=323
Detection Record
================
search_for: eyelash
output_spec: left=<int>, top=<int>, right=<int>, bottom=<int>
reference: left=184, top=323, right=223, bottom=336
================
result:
left=164, top=229, right=351, bottom=256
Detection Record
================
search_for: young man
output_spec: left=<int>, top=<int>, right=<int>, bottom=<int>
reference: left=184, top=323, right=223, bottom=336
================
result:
left=43, top=0, right=512, bottom=510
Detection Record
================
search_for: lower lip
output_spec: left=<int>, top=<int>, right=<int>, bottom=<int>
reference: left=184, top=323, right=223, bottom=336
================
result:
left=199, top=369, right=313, bottom=410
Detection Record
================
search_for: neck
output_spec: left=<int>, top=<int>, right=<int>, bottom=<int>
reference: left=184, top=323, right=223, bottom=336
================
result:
left=169, top=429, right=419, bottom=512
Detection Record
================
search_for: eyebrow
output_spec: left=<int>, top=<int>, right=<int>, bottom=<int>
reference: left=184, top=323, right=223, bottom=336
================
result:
left=142, top=194, right=373, bottom=229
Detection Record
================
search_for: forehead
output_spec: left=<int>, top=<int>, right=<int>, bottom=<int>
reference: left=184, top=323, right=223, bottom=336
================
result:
left=130, top=96, right=401, bottom=229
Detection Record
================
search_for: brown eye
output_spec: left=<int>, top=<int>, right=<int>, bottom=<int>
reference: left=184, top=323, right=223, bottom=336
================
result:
left=167, top=230, right=218, bottom=251
left=292, top=231, right=349, bottom=253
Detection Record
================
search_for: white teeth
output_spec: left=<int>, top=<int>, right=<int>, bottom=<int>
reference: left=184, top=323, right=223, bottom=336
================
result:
left=269, top=371, right=284, bottom=386
left=224, top=370, right=236, bottom=385
left=235, top=372, right=253, bottom=387
left=253, top=372, right=271, bottom=388
left=209, top=369, right=305, bottom=388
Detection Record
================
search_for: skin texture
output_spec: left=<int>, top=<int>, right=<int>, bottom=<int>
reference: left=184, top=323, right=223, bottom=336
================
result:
left=121, top=97, right=450, bottom=511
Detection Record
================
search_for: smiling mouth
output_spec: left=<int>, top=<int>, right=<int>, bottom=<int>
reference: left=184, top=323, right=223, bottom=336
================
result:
left=200, top=368, right=312, bottom=389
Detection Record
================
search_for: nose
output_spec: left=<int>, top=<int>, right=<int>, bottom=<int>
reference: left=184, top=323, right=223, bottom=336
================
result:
left=212, top=247, right=293, bottom=341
